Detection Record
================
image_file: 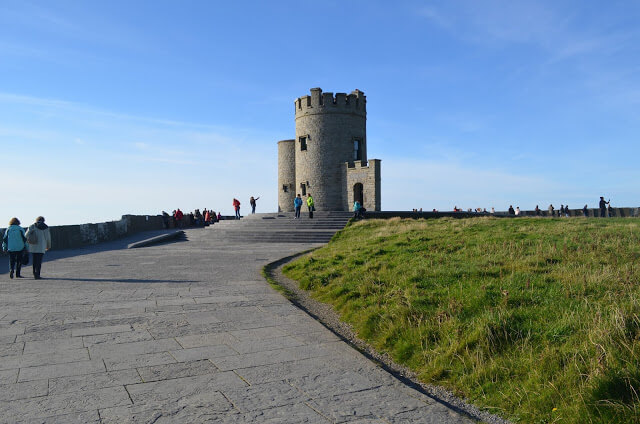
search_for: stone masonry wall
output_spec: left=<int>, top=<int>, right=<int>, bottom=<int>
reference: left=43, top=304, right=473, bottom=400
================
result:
left=1, top=214, right=165, bottom=252
left=346, top=159, right=381, bottom=211
left=277, top=139, right=296, bottom=212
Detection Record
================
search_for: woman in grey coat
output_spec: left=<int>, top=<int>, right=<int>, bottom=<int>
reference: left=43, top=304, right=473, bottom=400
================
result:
left=25, top=216, right=52, bottom=280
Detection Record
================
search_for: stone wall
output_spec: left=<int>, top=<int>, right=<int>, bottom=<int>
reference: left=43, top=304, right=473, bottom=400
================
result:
left=277, top=139, right=296, bottom=212
left=346, top=159, right=381, bottom=211
left=1, top=214, right=165, bottom=251
left=366, top=208, right=640, bottom=220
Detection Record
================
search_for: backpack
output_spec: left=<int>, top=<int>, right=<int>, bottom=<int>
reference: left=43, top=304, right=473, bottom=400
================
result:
left=27, top=227, right=38, bottom=244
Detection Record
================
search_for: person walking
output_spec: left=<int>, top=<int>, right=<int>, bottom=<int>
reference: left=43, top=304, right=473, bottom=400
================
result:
left=249, top=196, right=260, bottom=214
left=233, top=198, right=241, bottom=219
left=2, top=218, right=27, bottom=279
left=583, top=204, right=589, bottom=217
left=306, top=194, right=315, bottom=219
left=599, top=196, right=609, bottom=218
left=294, top=194, right=303, bottom=219
left=548, top=204, right=554, bottom=217
left=25, top=216, right=51, bottom=280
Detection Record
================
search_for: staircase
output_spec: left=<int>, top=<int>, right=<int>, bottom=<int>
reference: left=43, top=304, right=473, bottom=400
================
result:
left=206, top=211, right=353, bottom=244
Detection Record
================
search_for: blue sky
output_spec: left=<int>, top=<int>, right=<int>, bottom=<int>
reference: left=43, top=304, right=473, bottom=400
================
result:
left=1, top=1, right=639, bottom=225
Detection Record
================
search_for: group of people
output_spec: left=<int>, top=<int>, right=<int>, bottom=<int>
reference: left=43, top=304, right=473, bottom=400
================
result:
left=449, top=196, right=615, bottom=218
left=232, top=196, right=261, bottom=219
left=165, top=208, right=222, bottom=228
left=293, top=193, right=315, bottom=219
left=2, top=216, right=52, bottom=280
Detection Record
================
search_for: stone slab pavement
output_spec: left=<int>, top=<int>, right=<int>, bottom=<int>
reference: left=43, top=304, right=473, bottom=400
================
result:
left=0, top=228, right=476, bottom=423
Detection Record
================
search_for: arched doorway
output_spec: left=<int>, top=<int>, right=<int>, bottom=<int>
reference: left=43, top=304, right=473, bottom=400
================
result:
left=353, top=183, right=364, bottom=206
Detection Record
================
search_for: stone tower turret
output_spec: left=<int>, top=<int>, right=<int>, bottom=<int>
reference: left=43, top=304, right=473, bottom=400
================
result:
left=277, top=139, right=295, bottom=212
left=294, top=88, right=367, bottom=211
left=277, top=88, right=381, bottom=212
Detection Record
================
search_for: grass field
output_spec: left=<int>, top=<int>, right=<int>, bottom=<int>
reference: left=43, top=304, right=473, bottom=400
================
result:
left=282, top=217, right=640, bottom=423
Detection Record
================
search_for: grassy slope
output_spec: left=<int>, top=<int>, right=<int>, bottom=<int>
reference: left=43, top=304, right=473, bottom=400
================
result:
left=283, top=217, right=640, bottom=423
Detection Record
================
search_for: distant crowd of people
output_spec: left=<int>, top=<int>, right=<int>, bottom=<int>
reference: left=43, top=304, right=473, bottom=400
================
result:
left=442, top=196, right=616, bottom=218
left=162, top=195, right=263, bottom=228
left=163, top=208, right=222, bottom=229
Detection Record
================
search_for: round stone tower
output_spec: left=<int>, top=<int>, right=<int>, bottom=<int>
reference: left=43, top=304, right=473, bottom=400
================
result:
left=294, top=88, right=367, bottom=211
left=277, top=139, right=295, bottom=212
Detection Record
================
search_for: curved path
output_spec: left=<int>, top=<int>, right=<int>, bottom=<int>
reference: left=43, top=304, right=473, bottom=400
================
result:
left=0, top=228, right=474, bottom=423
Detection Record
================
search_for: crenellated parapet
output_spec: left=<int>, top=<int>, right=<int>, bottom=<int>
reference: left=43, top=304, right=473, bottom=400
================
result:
left=294, top=87, right=366, bottom=119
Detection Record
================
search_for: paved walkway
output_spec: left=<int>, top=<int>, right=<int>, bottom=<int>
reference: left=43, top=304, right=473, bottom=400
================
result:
left=0, top=228, right=474, bottom=423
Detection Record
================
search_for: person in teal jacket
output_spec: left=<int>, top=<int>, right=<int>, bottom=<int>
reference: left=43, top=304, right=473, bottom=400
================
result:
left=2, top=217, right=26, bottom=279
left=293, top=194, right=303, bottom=219
left=353, top=200, right=362, bottom=218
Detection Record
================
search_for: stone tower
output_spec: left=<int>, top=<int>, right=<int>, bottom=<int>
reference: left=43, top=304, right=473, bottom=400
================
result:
left=278, top=87, right=381, bottom=212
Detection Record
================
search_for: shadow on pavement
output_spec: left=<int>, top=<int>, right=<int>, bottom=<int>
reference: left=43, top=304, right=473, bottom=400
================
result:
left=0, top=228, right=194, bottom=275
left=48, top=277, right=199, bottom=284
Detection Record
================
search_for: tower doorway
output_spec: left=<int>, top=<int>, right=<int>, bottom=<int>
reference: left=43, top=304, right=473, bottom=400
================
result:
left=353, top=183, right=364, bottom=206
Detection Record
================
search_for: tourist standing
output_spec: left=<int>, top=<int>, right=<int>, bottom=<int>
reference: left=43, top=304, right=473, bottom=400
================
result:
left=25, top=216, right=51, bottom=280
left=353, top=200, right=362, bottom=218
left=515, top=206, right=521, bottom=216
left=233, top=198, right=241, bottom=219
left=294, top=194, right=303, bottom=219
left=249, top=196, right=260, bottom=214
left=583, top=204, right=589, bottom=217
left=175, top=209, right=184, bottom=228
left=535, top=205, right=540, bottom=216
left=306, top=194, right=315, bottom=219
left=599, top=196, right=609, bottom=218
left=2, top=218, right=26, bottom=279
left=508, top=205, right=515, bottom=215
left=548, top=204, right=554, bottom=217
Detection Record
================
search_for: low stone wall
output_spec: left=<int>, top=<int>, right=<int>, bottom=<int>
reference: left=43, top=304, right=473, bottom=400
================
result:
left=366, top=207, right=640, bottom=220
left=1, top=215, right=165, bottom=251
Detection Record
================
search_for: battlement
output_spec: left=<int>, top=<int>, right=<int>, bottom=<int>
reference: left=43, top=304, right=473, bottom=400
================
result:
left=346, top=158, right=380, bottom=169
left=294, top=88, right=366, bottom=117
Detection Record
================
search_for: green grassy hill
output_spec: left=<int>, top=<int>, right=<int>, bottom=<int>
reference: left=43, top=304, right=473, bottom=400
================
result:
left=283, top=217, right=640, bottom=423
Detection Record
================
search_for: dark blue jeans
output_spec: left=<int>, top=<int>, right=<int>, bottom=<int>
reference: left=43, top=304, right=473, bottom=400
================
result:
left=295, top=206, right=301, bottom=218
left=32, top=253, right=44, bottom=278
left=9, top=251, right=22, bottom=273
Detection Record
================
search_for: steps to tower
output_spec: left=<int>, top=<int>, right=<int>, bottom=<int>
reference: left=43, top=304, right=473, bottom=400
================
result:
left=207, top=212, right=352, bottom=244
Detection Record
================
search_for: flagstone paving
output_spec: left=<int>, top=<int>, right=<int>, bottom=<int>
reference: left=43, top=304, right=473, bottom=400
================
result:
left=0, top=228, right=476, bottom=423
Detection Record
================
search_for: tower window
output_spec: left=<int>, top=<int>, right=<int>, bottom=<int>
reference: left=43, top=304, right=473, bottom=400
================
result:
left=300, top=136, right=307, bottom=151
left=354, top=139, right=362, bottom=161
left=283, top=185, right=288, bottom=193
left=301, top=183, right=306, bottom=196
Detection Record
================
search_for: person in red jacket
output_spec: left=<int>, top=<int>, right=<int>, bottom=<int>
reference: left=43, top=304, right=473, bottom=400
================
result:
left=232, top=198, right=241, bottom=219
left=174, top=208, right=184, bottom=228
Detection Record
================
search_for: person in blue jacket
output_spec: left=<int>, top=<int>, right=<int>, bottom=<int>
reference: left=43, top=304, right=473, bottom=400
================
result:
left=2, top=217, right=26, bottom=279
left=293, top=194, right=303, bottom=219
left=353, top=200, right=362, bottom=218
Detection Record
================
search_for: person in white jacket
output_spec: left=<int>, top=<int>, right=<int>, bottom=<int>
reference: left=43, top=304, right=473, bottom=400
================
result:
left=25, top=216, right=52, bottom=280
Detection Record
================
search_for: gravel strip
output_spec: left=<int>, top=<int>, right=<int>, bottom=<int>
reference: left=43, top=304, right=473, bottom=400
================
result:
left=264, top=251, right=512, bottom=424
